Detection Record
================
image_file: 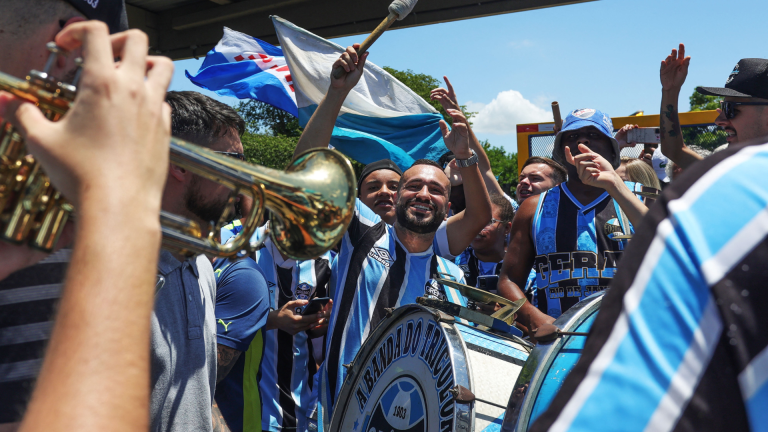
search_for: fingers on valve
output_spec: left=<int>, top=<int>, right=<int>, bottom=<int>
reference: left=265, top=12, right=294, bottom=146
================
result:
left=110, top=30, right=150, bottom=75
left=55, top=21, right=113, bottom=72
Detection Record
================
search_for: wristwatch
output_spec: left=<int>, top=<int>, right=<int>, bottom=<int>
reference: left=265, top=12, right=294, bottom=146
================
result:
left=454, top=151, right=478, bottom=168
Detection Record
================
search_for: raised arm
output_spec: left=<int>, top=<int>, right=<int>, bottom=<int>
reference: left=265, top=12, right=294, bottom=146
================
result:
left=431, top=76, right=506, bottom=197
left=565, top=144, right=648, bottom=227
left=293, top=45, right=368, bottom=159
left=659, top=43, right=702, bottom=169
left=441, top=109, right=492, bottom=256
left=497, top=196, right=555, bottom=332
left=11, top=23, right=172, bottom=432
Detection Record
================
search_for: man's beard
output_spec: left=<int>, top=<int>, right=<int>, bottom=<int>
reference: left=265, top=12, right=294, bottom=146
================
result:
left=184, top=175, right=230, bottom=224
left=395, top=197, right=446, bottom=235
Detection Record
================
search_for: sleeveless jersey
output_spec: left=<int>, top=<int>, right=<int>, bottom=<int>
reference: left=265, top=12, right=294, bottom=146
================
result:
left=249, top=225, right=332, bottom=432
left=531, top=182, right=641, bottom=318
left=317, top=199, right=468, bottom=428
left=455, top=247, right=502, bottom=290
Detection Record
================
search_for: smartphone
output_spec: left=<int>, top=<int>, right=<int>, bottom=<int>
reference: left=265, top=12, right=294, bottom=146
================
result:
left=626, top=127, right=660, bottom=144
left=477, top=275, right=499, bottom=294
left=301, top=297, right=331, bottom=316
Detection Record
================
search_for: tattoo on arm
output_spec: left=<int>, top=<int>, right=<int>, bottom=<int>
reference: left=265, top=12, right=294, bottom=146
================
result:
left=216, top=344, right=242, bottom=384
left=212, top=400, right=231, bottom=432
left=663, top=104, right=680, bottom=138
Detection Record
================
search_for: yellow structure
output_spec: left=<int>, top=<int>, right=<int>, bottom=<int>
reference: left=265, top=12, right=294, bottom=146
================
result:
left=516, top=110, right=719, bottom=173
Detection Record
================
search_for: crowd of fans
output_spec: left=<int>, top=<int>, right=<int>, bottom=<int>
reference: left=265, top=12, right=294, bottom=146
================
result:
left=0, top=2, right=766, bottom=432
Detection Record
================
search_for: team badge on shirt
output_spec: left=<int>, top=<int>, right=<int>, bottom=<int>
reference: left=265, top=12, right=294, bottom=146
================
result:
left=295, top=282, right=312, bottom=300
left=603, top=218, right=625, bottom=240
left=424, top=279, right=446, bottom=301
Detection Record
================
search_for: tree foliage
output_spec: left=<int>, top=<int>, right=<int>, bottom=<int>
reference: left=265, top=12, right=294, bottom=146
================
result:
left=482, top=141, right=518, bottom=194
left=241, top=133, right=298, bottom=169
left=236, top=100, right=301, bottom=137
left=684, top=89, right=727, bottom=151
left=689, top=90, right=722, bottom=112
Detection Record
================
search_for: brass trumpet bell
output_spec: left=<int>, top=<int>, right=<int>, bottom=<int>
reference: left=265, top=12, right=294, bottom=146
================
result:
left=0, top=43, right=356, bottom=260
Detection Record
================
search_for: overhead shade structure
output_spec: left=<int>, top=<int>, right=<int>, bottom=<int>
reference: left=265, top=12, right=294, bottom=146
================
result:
left=126, top=0, right=595, bottom=60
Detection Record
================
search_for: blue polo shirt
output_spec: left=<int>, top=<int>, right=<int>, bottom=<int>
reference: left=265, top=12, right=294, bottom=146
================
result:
left=212, top=257, right=271, bottom=432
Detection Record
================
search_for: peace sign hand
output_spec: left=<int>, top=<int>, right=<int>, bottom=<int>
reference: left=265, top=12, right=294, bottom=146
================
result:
left=660, top=43, right=691, bottom=91
left=564, top=143, right=621, bottom=191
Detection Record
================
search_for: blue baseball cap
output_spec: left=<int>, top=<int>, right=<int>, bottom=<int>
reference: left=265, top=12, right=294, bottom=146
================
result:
left=552, top=108, right=621, bottom=169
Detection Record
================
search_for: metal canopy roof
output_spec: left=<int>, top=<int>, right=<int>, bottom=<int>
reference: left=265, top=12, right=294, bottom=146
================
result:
left=126, top=0, right=593, bottom=60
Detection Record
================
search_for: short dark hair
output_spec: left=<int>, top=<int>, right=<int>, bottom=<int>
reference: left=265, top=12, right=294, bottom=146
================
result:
left=165, top=91, right=245, bottom=148
left=522, top=156, right=567, bottom=185
left=400, top=159, right=451, bottom=196
left=490, top=193, right=515, bottom=223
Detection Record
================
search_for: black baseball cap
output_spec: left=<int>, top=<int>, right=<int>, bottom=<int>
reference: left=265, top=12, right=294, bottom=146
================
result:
left=696, top=58, right=768, bottom=99
left=65, top=0, right=129, bottom=34
left=357, top=159, right=403, bottom=195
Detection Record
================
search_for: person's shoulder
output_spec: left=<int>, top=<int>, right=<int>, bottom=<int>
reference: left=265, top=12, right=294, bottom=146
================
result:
left=216, top=258, right=266, bottom=284
left=355, top=197, right=382, bottom=226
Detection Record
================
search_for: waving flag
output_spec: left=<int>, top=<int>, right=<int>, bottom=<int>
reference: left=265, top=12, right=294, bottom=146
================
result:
left=272, top=16, right=447, bottom=170
left=185, top=27, right=298, bottom=116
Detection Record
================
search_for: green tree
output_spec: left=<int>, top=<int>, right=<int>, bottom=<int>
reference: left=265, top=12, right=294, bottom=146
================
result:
left=236, top=100, right=301, bottom=137
left=683, top=89, right=727, bottom=151
left=241, top=133, right=298, bottom=169
left=689, top=90, right=722, bottom=111
left=482, top=141, right=518, bottom=195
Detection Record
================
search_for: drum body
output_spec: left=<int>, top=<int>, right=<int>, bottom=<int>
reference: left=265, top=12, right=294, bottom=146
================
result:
left=329, top=304, right=532, bottom=432
left=500, top=292, right=604, bottom=432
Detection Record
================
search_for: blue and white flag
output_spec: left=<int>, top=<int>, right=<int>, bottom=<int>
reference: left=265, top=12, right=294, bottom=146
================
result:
left=272, top=16, right=447, bottom=170
left=185, top=27, right=298, bottom=116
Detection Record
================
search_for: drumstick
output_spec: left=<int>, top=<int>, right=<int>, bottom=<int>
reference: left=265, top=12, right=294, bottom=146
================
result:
left=552, top=101, right=563, bottom=132
left=331, top=0, right=418, bottom=79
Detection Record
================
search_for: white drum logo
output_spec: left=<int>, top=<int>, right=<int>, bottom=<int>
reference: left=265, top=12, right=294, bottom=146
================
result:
left=365, top=376, right=426, bottom=432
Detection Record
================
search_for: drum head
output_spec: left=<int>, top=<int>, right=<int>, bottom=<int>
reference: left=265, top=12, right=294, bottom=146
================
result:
left=330, top=305, right=473, bottom=432
left=501, top=292, right=605, bottom=432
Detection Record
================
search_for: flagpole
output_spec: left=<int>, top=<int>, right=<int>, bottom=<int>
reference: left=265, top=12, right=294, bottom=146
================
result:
left=331, top=12, right=398, bottom=80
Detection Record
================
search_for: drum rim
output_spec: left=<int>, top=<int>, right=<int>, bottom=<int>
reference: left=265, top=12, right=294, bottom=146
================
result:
left=328, top=304, right=474, bottom=431
left=503, top=291, right=606, bottom=432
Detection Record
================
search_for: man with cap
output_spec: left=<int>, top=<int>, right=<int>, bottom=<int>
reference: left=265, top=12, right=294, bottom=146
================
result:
left=0, top=1, right=129, bottom=429
left=497, top=108, right=649, bottom=334
left=356, top=159, right=403, bottom=224
left=660, top=44, right=768, bottom=170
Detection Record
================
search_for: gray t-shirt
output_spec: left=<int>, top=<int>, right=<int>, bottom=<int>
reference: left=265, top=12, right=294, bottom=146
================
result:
left=150, top=252, right=217, bottom=432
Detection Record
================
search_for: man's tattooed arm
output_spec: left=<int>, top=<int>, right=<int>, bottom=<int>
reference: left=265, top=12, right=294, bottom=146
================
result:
left=660, top=89, right=703, bottom=169
left=216, top=344, right=242, bottom=384
left=212, top=400, right=231, bottom=432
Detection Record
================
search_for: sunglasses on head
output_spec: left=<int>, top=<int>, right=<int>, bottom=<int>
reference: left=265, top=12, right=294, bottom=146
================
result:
left=214, top=151, right=246, bottom=161
left=719, top=101, right=768, bottom=120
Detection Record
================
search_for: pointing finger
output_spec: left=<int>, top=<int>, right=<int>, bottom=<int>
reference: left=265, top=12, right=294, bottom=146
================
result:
left=564, top=146, right=575, bottom=166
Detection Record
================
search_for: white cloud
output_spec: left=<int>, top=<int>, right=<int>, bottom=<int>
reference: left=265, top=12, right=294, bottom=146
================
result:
left=508, top=39, right=533, bottom=49
left=468, top=90, right=552, bottom=135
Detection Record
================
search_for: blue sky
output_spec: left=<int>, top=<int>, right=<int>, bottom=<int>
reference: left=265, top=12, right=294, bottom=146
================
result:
left=168, top=0, right=767, bottom=154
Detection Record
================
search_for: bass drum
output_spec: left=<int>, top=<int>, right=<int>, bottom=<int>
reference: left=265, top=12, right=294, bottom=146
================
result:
left=500, top=291, right=604, bottom=432
left=329, top=304, right=533, bottom=432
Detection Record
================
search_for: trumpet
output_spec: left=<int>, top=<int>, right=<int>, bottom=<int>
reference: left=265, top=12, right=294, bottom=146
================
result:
left=0, top=43, right=356, bottom=260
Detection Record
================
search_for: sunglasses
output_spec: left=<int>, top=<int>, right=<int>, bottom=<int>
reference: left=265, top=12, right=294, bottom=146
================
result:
left=214, top=151, right=246, bottom=161
left=719, top=101, right=768, bottom=120
left=485, top=218, right=502, bottom=227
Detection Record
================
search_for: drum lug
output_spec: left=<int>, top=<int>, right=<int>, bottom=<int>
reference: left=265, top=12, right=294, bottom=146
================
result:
left=342, top=362, right=353, bottom=370
left=384, top=307, right=395, bottom=318
left=449, top=385, right=475, bottom=404
left=434, top=310, right=455, bottom=323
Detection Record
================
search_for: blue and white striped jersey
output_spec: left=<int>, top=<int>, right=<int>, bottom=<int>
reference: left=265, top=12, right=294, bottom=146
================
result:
left=318, top=199, right=467, bottom=427
left=455, top=247, right=502, bottom=289
left=529, top=143, right=768, bottom=432
left=531, top=182, right=640, bottom=318
left=249, top=226, right=332, bottom=432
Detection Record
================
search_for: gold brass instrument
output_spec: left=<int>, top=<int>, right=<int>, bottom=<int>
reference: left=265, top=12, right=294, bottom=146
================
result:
left=0, top=43, right=356, bottom=260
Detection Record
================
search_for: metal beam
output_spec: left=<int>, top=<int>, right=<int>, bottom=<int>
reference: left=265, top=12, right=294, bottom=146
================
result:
left=130, top=0, right=595, bottom=60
